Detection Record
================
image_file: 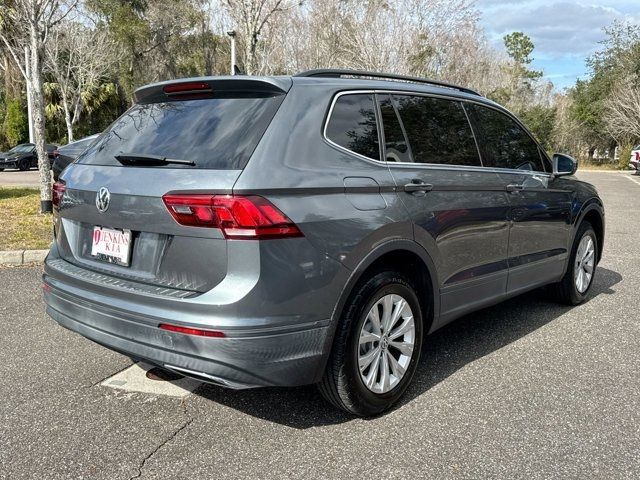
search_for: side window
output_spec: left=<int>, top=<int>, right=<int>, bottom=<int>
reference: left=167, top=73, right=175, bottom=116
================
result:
left=378, top=94, right=411, bottom=162
left=539, top=147, right=552, bottom=172
left=466, top=103, right=544, bottom=172
left=393, top=94, right=481, bottom=166
left=326, top=93, right=380, bottom=161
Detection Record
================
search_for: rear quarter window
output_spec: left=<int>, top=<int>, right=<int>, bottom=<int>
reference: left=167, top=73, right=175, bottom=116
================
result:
left=325, top=93, right=380, bottom=161
left=77, top=95, right=284, bottom=170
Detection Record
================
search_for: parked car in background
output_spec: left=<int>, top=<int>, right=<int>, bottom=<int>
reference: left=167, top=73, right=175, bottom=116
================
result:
left=52, top=134, right=100, bottom=180
left=0, top=143, right=58, bottom=171
left=630, top=145, right=640, bottom=173
left=43, top=70, right=605, bottom=416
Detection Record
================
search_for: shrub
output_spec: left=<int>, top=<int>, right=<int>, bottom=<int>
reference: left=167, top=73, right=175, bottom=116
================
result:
left=618, top=143, right=634, bottom=170
left=3, top=99, right=28, bottom=146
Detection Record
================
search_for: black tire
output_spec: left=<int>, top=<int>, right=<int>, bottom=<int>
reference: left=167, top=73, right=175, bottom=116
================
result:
left=319, top=271, right=423, bottom=416
left=0, top=168, right=4, bottom=172
left=549, top=221, right=597, bottom=305
left=18, top=159, right=30, bottom=171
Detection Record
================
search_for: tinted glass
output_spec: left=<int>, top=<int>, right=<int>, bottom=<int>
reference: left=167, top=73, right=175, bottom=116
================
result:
left=10, top=144, right=34, bottom=153
left=77, top=95, right=284, bottom=170
left=326, top=94, right=380, bottom=160
left=60, top=136, right=99, bottom=156
left=467, top=104, right=544, bottom=172
left=393, top=95, right=480, bottom=166
left=378, top=95, right=411, bottom=162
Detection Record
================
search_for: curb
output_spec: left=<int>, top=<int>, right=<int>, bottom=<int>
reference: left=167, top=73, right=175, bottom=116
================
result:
left=0, top=249, right=48, bottom=266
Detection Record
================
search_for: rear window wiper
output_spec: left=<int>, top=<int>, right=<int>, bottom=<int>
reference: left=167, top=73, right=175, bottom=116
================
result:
left=114, top=153, right=195, bottom=166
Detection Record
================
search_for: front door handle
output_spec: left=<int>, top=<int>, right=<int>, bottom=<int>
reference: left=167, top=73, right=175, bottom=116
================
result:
left=506, top=184, right=524, bottom=193
left=404, top=180, right=433, bottom=193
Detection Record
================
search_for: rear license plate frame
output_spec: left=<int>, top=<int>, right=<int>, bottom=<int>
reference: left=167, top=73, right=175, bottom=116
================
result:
left=90, top=226, right=132, bottom=267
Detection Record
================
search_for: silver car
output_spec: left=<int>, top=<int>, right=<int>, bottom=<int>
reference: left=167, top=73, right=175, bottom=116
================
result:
left=43, top=69, right=605, bottom=415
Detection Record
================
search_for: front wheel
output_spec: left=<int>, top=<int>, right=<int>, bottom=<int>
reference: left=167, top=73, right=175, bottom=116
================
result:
left=18, top=159, right=30, bottom=171
left=319, top=271, right=423, bottom=416
left=549, top=221, right=597, bottom=305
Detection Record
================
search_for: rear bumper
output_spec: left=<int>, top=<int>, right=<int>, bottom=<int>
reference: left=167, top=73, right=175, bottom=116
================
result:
left=43, top=259, right=335, bottom=389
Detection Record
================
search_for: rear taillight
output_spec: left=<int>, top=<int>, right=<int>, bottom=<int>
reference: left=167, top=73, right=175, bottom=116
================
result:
left=52, top=181, right=66, bottom=208
left=162, top=194, right=303, bottom=240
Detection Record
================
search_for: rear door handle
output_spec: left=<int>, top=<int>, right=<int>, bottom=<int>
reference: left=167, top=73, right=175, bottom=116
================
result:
left=404, top=180, right=433, bottom=193
left=506, top=184, right=524, bottom=193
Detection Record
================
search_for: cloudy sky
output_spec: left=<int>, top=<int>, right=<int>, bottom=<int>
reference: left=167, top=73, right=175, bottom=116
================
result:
left=477, top=0, right=640, bottom=89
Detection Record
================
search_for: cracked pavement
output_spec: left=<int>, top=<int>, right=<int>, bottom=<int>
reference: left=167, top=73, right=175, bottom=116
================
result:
left=1, top=171, right=639, bottom=479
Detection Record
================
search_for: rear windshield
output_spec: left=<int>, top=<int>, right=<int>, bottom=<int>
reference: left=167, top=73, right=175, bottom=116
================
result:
left=77, top=95, right=284, bottom=170
left=60, top=136, right=99, bottom=155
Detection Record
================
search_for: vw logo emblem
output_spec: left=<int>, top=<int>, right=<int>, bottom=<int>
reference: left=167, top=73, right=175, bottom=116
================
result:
left=96, top=187, right=111, bottom=213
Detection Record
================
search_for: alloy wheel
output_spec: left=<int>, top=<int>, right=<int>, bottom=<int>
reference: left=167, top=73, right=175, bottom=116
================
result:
left=358, top=294, right=415, bottom=394
left=574, top=235, right=595, bottom=294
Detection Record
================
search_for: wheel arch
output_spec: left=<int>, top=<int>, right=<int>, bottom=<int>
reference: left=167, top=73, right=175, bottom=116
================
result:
left=314, top=239, right=440, bottom=382
left=574, top=199, right=604, bottom=264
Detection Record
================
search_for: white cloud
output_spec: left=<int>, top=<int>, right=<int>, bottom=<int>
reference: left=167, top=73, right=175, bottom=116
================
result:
left=478, top=1, right=639, bottom=58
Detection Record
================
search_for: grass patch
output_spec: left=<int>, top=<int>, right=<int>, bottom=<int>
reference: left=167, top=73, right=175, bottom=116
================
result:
left=578, top=163, right=625, bottom=171
left=0, top=187, right=53, bottom=250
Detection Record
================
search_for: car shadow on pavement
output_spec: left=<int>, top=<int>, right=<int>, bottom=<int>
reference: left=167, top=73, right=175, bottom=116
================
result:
left=194, top=266, right=622, bottom=428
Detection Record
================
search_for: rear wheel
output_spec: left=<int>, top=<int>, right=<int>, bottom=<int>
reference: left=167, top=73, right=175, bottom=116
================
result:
left=319, top=271, right=423, bottom=416
left=549, top=221, right=597, bottom=305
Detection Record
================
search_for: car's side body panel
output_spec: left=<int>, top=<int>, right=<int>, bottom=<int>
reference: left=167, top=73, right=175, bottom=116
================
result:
left=386, top=163, right=512, bottom=326
left=496, top=171, right=573, bottom=295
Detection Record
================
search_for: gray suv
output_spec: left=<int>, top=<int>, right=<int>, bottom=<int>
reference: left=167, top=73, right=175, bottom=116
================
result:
left=43, top=69, right=605, bottom=416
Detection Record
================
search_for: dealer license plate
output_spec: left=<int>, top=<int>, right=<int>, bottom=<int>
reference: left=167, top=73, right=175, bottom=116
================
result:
left=91, top=226, right=132, bottom=266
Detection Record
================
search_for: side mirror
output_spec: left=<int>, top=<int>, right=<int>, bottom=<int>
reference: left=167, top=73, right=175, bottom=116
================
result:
left=552, top=153, right=578, bottom=177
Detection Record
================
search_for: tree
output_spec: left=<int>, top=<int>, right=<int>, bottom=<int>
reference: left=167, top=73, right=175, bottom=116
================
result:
left=496, top=32, right=544, bottom=110
left=519, top=105, right=556, bottom=151
left=551, top=93, right=584, bottom=156
left=592, top=22, right=640, bottom=155
left=565, top=21, right=640, bottom=162
left=45, top=21, right=118, bottom=142
left=603, top=76, right=640, bottom=142
left=222, top=0, right=294, bottom=75
left=504, top=32, right=539, bottom=74
left=0, top=0, right=78, bottom=212
left=87, top=0, right=212, bottom=96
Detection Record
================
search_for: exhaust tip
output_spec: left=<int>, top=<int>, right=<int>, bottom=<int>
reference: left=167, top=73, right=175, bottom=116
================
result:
left=145, top=367, right=185, bottom=382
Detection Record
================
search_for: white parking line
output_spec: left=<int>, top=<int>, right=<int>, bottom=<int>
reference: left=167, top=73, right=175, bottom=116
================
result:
left=101, top=362, right=201, bottom=397
left=624, top=174, right=640, bottom=187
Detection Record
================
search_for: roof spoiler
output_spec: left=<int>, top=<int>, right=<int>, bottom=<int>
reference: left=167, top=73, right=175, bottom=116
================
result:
left=133, top=77, right=292, bottom=104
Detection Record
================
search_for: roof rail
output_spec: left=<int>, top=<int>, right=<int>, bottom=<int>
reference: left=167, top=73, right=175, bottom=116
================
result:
left=294, top=68, right=481, bottom=96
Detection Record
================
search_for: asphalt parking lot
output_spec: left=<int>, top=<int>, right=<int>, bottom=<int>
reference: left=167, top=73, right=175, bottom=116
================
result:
left=0, top=169, right=41, bottom=187
left=1, top=171, right=639, bottom=479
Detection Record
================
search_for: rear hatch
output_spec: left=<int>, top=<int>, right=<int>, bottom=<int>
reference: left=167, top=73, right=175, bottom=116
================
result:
left=53, top=77, right=291, bottom=294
